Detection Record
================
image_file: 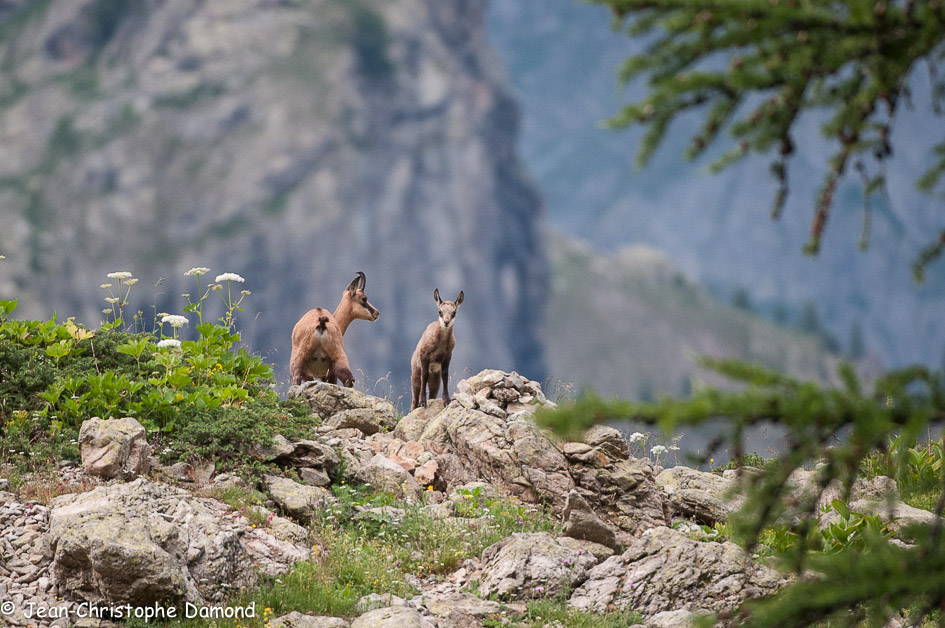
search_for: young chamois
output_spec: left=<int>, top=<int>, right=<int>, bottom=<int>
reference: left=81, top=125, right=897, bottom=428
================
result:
left=410, top=289, right=464, bottom=410
left=289, top=271, right=379, bottom=387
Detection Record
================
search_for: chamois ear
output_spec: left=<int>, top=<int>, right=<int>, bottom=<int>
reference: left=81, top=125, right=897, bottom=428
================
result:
left=357, top=271, right=366, bottom=290
left=346, top=274, right=361, bottom=296
left=455, top=290, right=464, bottom=306
left=434, top=288, right=442, bottom=305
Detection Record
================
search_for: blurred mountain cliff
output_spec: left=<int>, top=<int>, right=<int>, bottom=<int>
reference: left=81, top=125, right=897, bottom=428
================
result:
left=0, top=0, right=547, bottom=391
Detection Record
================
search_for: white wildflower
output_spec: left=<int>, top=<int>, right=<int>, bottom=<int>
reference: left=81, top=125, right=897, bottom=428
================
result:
left=100, top=283, right=112, bottom=289
left=668, top=445, right=680, bottom=451
left=102, top=308, right=113, bottom=315
left=157, top=312, right=170, bottom=318
left=124, top=278, right=139, bottom=286
left=650, top=445, right=667, bottom=455
left=0, top=255, right=5, bottom=260
left=105, top=297, right=119, bottom=304
left=240, top=290, right=251, bottom=296
left=629, top=432, right=647, bottom=443
left=107, top=271, right=133, bottom=280
left=157, top=339, right=182, bottom=349
left=215, top=272, right=245, bottom=283
left=161, top=314, right=189, bottom=328
left=185, top=267, right=211, bottom=277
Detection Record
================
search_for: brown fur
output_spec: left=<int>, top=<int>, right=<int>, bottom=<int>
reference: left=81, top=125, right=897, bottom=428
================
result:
left=290, top=272, right=379, bottom=387
left=410, top=289, right=464, bottom=410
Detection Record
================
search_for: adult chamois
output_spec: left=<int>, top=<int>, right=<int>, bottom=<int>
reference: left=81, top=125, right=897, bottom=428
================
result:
left=410, top=288, right=463, bottom=410
left=289, top=271, right=379, bottom=387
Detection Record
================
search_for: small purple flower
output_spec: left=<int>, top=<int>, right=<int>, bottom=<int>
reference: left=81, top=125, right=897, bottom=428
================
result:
left=534, top=585, right=544, bottom=592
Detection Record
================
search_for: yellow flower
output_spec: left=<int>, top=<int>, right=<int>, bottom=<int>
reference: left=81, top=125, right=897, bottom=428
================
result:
left=427, top=485, right=433, bottom=491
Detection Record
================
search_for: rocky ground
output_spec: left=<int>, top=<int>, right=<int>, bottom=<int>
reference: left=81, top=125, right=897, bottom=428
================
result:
left=0, top=369, right=929, bottom=628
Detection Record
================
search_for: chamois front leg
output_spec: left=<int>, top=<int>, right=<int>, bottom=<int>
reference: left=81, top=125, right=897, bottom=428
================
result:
left=427, top=367, right=441, bottom=404
left=418, top=358, right=430, bottom=407
left=440, top=359, right=451, bottom=405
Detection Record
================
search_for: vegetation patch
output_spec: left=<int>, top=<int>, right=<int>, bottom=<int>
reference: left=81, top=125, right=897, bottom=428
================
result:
left=0, top=270, right=314, bottom=483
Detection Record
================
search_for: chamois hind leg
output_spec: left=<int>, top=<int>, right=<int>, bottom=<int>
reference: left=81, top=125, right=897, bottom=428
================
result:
left=323, top=336, right=355, bottom=387
left=336, top=366, right=354, bottom=387
left=411, top=366, right=422, bottom=411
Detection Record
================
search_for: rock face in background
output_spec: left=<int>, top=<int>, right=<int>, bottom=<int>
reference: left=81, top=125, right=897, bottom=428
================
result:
left=544, top=234, right=851, bottom=399
left=0, top=0, right=547, bottom=392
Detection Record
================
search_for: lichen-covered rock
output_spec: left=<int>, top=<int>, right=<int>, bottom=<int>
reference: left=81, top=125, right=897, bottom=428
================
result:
left=478, top=532, right=600, bottom=601
left=569, top=526, right=785, bottom=617
left=278, top=440, right=342, bottom=475
left=418, top=402, right=574, bottom=511
left=265, top=475, right=335, bottom=521
left=78, top=416, right=150, bottom=480
left=655, top=466, right=743, bottom=524
left=569, top=456, right=670, bottom=542
left=356, top=593, right=407, bottom=614
left=394, top=401, right=444, bottom=442
left=355, top=454, right=422, bottom=501
left=271, top=612, right=349, bottom=628
left=451, top=370, right=555, bottom=418
left=787, top=468, right=899, bottom=514
left=583, top=425, right=630, bottom=460
left=645, top=609, right=700, bottom=628
left=421, top=592, right=505, bottom=627
left=288, top=382, right=396, bottom=434
left=562, top=490, right=622, bottom=552
left=48, top=479, right=308, bottom=606
left=414, top=460, right=439, bottom=488
left=249, top=506, right=309, bottom=544
left=350, top=606, right=434, bottom=628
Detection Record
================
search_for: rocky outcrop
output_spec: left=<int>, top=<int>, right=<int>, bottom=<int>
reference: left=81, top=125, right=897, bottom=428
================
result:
left=451, top=369, right=555, bottom=417
left=78, top=416, right=150, bottom=480
left=478, top=532, right=599, bottom=600
left=561, top=489, right=622, bottom=552
left=271, top=613, right=350, bottom=628
left=420, top=592, right=505, bottom=627
left=395, top=401, right=445, bottom=442
left=656, top=466, right=743, bottom=525
left=355, top=454, right=423, bottom=502
left=289, top=383, right=398, bottom=434
left=48, top=479, right=309, bottom=606
left=566, top=448, right=670, bottom=542
left=419, top=402, right=574, bottom=511
left=260, top=436, right=341, bottom=487
left=569, top=526, right=786, bottom=617
left=265, top=475, right=335, bottom=522
left=0, top=492, right=66, bottom=628
left=350, top=606, right=435, bottom=628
